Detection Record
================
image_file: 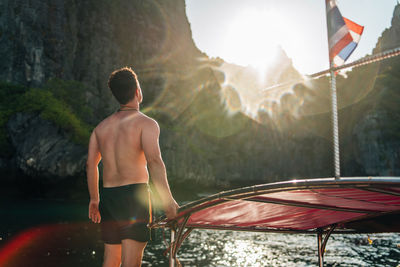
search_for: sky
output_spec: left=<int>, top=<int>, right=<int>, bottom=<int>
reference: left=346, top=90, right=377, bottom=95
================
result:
left=185, top=0, right=398, bottom=75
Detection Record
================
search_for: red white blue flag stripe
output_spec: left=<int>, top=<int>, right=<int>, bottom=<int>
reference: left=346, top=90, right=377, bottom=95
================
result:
left=326, top=0, right=364, bottom=66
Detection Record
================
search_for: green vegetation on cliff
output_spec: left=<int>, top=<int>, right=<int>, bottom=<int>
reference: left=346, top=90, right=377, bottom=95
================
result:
left=0, top=80, right=93, bottom=155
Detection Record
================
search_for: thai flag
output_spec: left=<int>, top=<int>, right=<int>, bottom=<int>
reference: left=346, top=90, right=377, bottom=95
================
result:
left=326, top=0, right=364, bottom=66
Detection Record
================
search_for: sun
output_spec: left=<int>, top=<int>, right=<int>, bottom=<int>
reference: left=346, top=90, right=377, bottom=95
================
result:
left=220, top=8, right=284, bottom=76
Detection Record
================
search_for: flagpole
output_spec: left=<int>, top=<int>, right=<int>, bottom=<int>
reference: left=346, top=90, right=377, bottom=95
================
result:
left=329, top=64, right=341, bottom=179
left=325, top=0, right=341, bottom=180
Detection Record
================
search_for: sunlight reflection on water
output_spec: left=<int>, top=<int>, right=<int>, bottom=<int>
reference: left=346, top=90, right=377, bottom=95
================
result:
left=144, top=230, right=400, bottom=267
left=1, top=200, right=399, bottom=267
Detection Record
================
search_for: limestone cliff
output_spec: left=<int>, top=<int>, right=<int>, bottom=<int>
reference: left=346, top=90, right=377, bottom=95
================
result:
left=342, top=3, right=400, bottom=176
left=0, top=0, right=202, bottom=119
left=1, top=1, right=400, bottom=193
left=0, top=0, right=204, bottom=183
left=374, top=3, right=400, bottom=53
left=7, top=113, right=87, bottom=180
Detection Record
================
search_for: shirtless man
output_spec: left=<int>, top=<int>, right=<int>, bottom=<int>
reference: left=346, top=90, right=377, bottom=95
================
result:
left=86, top=67, right=179, bottom=267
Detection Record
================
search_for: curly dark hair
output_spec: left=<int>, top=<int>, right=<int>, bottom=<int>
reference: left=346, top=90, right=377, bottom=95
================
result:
left=108, top=67, right=138, bottom=104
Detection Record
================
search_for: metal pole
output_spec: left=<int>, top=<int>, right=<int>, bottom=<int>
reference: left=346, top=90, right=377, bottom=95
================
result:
left=330, top=66, right=341, bottom=179
left=317, top=231, right=324, bottom=267
left=325, top=0, right=341, bottom=180
left=169, top=229, right=175, bottom=267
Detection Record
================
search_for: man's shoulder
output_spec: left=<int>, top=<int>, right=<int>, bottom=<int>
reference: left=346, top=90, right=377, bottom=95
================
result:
left=93, top=114, right=115, bottom=132
left=138, top=112, right=158, bottom=124
left=138, top=112, right=159, bottom=130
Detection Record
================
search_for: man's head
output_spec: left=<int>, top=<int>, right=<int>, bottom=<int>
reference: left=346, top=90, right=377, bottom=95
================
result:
left=108, top=67, right=140, bottom=104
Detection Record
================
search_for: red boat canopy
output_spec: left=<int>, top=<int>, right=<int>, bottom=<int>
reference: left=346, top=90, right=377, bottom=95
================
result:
left=153, top=177, right=400, bottom=233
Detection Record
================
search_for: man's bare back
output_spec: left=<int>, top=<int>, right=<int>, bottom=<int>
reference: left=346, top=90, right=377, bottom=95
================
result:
left=94, top=110, right=152, bottom=187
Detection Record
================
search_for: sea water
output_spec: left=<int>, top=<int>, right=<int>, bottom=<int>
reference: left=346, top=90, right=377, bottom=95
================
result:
left=143, top=230, right=400, bottom=267
left=0, top=199, right=399, bottom=267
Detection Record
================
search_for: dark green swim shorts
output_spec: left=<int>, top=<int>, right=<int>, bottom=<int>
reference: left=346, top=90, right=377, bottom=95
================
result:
left=99, top=183, right=152, bottom=244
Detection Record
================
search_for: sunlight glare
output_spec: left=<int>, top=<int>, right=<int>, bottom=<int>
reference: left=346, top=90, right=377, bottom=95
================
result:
left=222, top=8, right=285, bottom=77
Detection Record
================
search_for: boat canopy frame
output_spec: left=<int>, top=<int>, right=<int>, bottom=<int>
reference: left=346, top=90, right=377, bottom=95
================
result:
left=151, top=35, right=400, bottom=266
left=151, top=177, right=400, bottom=267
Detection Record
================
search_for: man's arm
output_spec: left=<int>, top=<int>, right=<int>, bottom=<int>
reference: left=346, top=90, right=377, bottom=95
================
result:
left=141, top=119, right=179, bottom=219
left=86, top=130, right=102, bottom=223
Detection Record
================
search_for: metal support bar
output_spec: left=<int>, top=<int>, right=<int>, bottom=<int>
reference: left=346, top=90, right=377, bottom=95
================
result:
left=166, top=214, right=193, bottom=267
left=321, top=225, right=336, bottom=254
left=172, top=215, right=191, bottom=258
left=317, top=225, right=337, bottom=267
left=169, top=229, right=175, bottom=267
left=175, top=228, right=194, bottom=255
left=317, top=230, right=324, bottom=267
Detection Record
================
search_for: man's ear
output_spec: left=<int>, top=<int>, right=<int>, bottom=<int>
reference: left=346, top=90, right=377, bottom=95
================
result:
left=137, top=82, right=143, bottom=104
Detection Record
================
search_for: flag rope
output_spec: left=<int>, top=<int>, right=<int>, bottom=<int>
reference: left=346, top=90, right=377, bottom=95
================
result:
left=311, top=46, right=400, bottom=78
left=261, top=46, right=400, bottom=94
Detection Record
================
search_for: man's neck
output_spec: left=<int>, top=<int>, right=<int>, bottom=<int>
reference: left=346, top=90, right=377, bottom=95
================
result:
left=119, top=102, right=139, bottom=112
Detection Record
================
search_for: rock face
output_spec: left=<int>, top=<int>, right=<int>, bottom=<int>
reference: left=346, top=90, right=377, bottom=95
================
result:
left=352, top=111, right=400, bottom=176
left=344, top=3, right=400, bottom=177
left=374, top=3, right=400, bottom=53
left=0, top=0, right=202, bottom=119
left=7, top=113, right=86, bottom=180
left=1, top=1, right=400, bottom=190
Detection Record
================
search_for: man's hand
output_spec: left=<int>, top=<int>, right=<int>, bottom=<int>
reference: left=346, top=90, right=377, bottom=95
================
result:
left=88, top=200, right=101, bottom=223
left=164, top=198, right=180, bottom=220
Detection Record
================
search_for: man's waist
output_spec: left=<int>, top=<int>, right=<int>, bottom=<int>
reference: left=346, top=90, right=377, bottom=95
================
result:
left=102, top=175, right=149, bottom=188
left=102, top=182, right=149, bottom=189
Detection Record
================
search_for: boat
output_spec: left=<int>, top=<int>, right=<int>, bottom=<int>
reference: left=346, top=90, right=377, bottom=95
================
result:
left=150, top=2, right=400, bottom=266
left=151, top=177, right=400, bottom=266
left=149, top=30, right=400, bottom=267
